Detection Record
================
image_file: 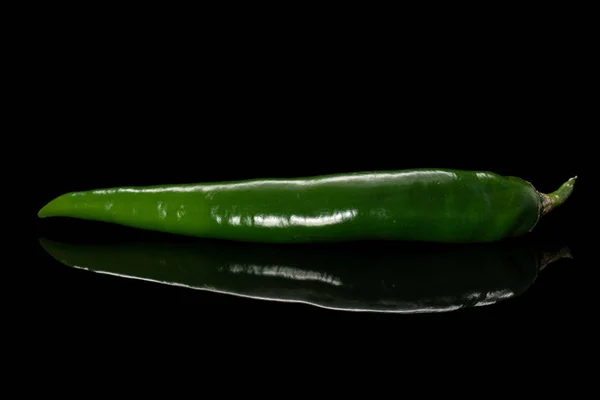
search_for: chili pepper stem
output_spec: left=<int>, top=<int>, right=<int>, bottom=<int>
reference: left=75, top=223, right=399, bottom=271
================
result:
left=539, top=176, right=577, bottom=216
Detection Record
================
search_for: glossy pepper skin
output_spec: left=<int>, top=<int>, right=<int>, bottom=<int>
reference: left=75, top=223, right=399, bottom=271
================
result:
left=39, top=236, right=572, bottom=313
left=38, top=168, right=576, bottom=243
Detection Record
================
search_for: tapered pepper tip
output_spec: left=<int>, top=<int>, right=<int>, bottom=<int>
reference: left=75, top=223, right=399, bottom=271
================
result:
left=37, top=194, right=66, bottom=218
left=37, top=202, right=51, bottom=218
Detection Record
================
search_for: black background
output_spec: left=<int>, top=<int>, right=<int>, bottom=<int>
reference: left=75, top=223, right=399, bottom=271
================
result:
left=24, top=15, right=594, bottom=355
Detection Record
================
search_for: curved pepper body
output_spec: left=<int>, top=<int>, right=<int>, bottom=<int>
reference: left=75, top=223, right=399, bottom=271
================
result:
left=38, top=168, right=575, bottom=243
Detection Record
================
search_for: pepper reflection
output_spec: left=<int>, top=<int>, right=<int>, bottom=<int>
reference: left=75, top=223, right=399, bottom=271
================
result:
left=39, top=236, right=572, bottom=313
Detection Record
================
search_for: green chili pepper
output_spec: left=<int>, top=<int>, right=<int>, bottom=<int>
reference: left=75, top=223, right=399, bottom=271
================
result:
left=38, top=169, right=576, bottom=243
left=39, top=237, right=572, bottom=313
